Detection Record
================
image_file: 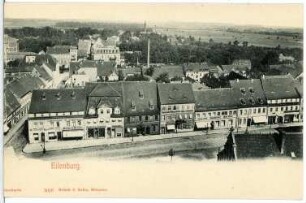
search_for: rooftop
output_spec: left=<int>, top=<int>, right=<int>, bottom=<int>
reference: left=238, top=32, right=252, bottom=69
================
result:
left=122, top=81, right=159, bottom=116
left=29, top=88, right=87, bottom=114
left=152, top=65, right=184, bottom=79
left=6, top=75, right=44, bottom=99
left=261, top=75, right=300, bottom=100
left=233, top=133, right=280, bottom=159
left=230, top=79, right=267, bottom=107
left=194, top=88, right=238, bottom=111
left=158, top=83, right=195, bottom=105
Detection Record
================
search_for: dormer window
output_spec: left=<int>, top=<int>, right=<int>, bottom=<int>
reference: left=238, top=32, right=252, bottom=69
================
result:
left=240, top=88, right=246, bottom=94
left=139, top=89, right=144, bottom=99
left=88, top=107, right=96, bottom=115
left=71, top=91, right=76, bottom=99
left=149, top=100, right=154, bottom=110
left=258, top=98, right=264, bottom=104
left=114, top=107, right=120, bottom=114
left=240, top=98, right=246, bottom=105
left=131, top=100, right=136, bottom=110
left=249, top=98, right=255, bottom=105
left=249, top=88, right=254, bottom=94
left=56, top=92, right=61, bottom=100
left=41, top=92, right=46, bottom=100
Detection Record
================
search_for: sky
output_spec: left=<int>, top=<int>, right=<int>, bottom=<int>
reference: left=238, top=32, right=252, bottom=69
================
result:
left=4, top=3, right=304, bottom=28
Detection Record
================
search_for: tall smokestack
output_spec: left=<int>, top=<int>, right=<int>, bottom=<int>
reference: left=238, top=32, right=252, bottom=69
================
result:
left=147, top=38, right=150, bottom=68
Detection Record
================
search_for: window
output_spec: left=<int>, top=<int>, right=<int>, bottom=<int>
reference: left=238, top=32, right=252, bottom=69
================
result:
left=240, top=110, right=243, bottom=115
left=78, top=120, right=81, bottom=126
left=217, top=112, right=221, bottom=116
left=229, top=111, right=232, bottom=116
left=112, top=120, right=116, bottom=123
left=145, top=116, right=148, bottom=121
left=281, top=107, right=284, bottom=111
left=107, top=109, right=110, bottom=114
left=203, top=113, right=206, bottom=117
left=155, top=115, right=159, bottom=121
left=208, top=113, right=211, bottom=117
left=100, top=109, right=104, bottom=114
left=253, top=109, right=256, bottom=114
left=258, top=108, right=261, bottom=113
left=168, top=106, right=171, bottom=111
left=48, top=132, right=57, bottom=140
left=270, top=108, right=273, bottom=112
left=240, top=88, right=246, bottom=94
left=33, top=133, right=39, bottom=141
left=173, top=106, right=177, bottom=110
left=162, top=106, right=166, bottom=111
left=275, top=107, right=278, bottom=112
left=189, top=114, right=193, bottom=119
left=196, top=114, right=200, bottom=118
left=139, top=116, right=142, bottom=121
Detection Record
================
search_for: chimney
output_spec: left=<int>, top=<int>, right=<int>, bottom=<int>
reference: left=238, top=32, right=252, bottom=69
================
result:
left=262, top=74, right=265, bottom=79
left=236, top=79, right=239, bottom=83
left=147, top=38, right=150, bottom=68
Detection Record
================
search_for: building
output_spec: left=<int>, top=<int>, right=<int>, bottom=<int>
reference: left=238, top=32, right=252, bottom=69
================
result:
left=97, top=61, right=119, bottom=82
left=184, top=63, right=210, bottom=82
left=221, top=59, right=251, bottom=78
left=47, top=45, right=78, bottom=68
left=77, top=39, right=92, bottom=59
left=122, top=82, right=160, bottom=136
left=85, top=83, right=125, bottom=139
left=5, top=52, right=36, bottom=64
left=158, top=83, right=195, bottom=134
left=232, top=59, right=252, bottom=69
left=27, top=81, right=160, bottom=143
left=194, top=88, right=238, bottom=130
left=4, top=75, right=45, bottom=134
left=4, top=34, right=19, bottom=63
left=230, top=79, right=268, bottom=128
left=261, top=75, right=301, bottom=124
left=91, top=38, right=120, bottom=64
left=279, top=53, right=295, bottom=63
left=218, top=132, right=281, bottom=160
left=152, top=65, right=185, bottom=82
left=28, top=89, right=87, bottom=143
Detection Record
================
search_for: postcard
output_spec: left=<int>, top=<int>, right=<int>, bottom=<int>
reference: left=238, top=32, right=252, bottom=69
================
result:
left=3, top=2, right=304, bottom=200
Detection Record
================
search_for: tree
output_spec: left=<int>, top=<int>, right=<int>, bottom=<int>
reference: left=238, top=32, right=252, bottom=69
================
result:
left=145, top=66, right=155, bottom=76
left=156, top=73, right=170, bottom=83
left=233, top=40, right=239, bottom=46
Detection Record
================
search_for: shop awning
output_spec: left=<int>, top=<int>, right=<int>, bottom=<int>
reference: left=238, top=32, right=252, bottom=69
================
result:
left=196, top=121, right=210, bottom=129
left=167, top=125, right=175, bottom=130
left=253, top=116, right=268, bottom=123
left=3, top=124, right=9, bottom=133
left=63, top=130, right=84, bottom=138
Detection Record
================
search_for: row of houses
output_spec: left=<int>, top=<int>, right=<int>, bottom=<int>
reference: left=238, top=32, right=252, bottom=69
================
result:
left=27, top=74, right=303, bottom=144
left=4, top=34, right=122, bottom=69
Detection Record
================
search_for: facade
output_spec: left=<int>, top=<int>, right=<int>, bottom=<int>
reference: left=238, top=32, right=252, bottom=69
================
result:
left=194, top=88, right=238, bottom=130
left=230, top=79, right=268, bottom=128
left=184, top=63, right=209, bottom=82
left=261, top=75, right=301, bottom=124
left=47, top=45, right=78, bottom=68
left=85, top=83, right=125, bottom=139
left=4, top=75, right=45, bottom=134
left=122, top=82, right=160, bottom=136
left=158, top=83, right=195, bottom=134
left=4, top=34, right=19, bottom=63
left=28, top=89, right=87, bottom=143
left=6, top=52, right=36, bottom=64
left=91, top=38, right=120, bottom=64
